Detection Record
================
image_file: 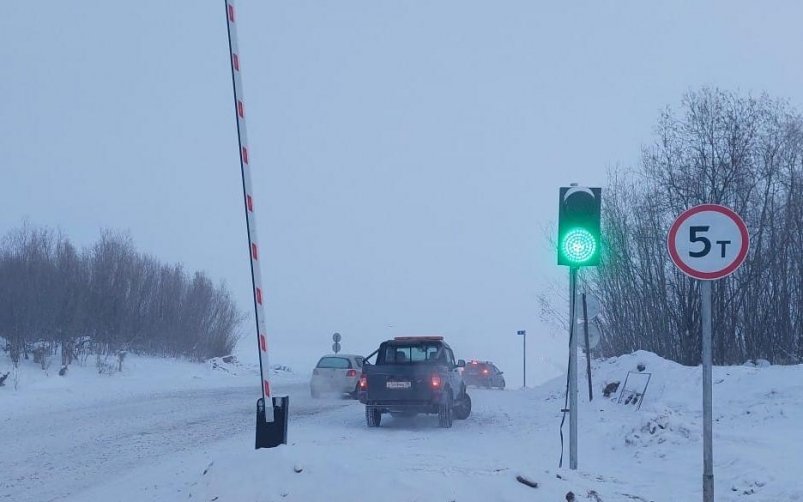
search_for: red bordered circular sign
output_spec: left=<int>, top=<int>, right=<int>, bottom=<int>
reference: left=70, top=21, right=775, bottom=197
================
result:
left=667, top=204, right=750, bottom=280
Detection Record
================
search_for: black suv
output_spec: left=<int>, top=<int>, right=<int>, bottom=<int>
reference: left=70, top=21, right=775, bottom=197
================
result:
left=358, top=336, right=471, bottom=428
left=462, top=360, right=505, bottom=389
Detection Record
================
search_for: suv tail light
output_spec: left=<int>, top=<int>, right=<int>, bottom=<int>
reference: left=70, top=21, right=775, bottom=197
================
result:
left=482, top=368, right=489, bottom=375
left=358, top=375, right=368, bottom=390
left=430, top=374, right=442, bottom=389
left=346, top=369, right=357, bottom=377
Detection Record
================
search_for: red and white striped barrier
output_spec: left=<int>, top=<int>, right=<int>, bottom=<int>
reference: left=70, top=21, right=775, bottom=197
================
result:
left=224, top=0, right=274, bottom=422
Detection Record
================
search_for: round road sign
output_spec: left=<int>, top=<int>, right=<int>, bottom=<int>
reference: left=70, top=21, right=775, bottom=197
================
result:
left=575, top=295, right=600, bottom=321
left=667, top=204, right=749, bottom=280
left=332, top=332, right=341, bottom=343
left=332, top=341, right=341, bottom=354
left=577, top=319, right=601, bottom=349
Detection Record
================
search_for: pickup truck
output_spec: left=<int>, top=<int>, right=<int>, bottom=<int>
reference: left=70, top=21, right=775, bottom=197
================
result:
left=358, top=336, right=471, bottom=428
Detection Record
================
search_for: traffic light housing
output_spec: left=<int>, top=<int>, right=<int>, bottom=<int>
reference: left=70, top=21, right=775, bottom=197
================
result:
left=558, top=186, right=601, bottom=267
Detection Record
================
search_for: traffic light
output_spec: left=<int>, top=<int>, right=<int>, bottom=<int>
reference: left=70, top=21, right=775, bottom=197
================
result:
left=558, top=186, right=602, bottom=267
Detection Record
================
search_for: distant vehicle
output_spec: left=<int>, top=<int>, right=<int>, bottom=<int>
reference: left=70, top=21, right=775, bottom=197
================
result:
left=310, top=354, right=364, bottom=398
left=462, top=360, right=505, bottom=389
left=358, top=336, right=471, bottom=428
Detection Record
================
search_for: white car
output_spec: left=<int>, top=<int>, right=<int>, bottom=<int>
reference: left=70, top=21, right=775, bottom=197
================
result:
left=310, top=354, right=364, bottom=398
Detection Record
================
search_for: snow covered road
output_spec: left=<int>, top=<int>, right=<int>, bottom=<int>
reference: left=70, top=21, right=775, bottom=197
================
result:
left=5, top=352, right=803, bottom=501
left=1, top=382, right=349, bottom=502
left=64, top=384, right=654, bottom=502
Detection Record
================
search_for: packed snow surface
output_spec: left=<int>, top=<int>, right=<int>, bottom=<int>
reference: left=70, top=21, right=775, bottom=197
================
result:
left=2, top=351, right=802, bottom=501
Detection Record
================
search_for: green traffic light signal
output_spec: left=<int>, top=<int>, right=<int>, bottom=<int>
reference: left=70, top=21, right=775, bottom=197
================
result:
left=562, top=228, right=597, bottom=263
left=558, top=187, right=601, bottom=267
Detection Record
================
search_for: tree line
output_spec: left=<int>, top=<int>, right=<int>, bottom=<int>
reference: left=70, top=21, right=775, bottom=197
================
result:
left=588, top=88, right=802, bottom=365
left=0, top=224, right=243, bottom=368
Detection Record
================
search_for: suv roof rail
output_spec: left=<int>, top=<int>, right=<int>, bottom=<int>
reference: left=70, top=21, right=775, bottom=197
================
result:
left=393, top=336, right=444, bottom=341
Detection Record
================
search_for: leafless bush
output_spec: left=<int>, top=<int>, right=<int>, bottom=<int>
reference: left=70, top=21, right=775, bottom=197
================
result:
left=95, top=354, right=117, bottom=375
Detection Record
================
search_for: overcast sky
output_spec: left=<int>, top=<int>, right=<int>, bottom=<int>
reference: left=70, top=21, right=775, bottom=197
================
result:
left=2, top=1, right=803, bottom=381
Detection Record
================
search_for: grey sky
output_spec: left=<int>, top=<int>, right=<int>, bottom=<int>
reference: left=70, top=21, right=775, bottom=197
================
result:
left=3, top=1, right=803, bottom=380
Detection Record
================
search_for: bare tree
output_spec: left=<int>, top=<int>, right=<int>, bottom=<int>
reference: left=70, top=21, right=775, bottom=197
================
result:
left=589, top=88, right=803, bottom=365
left=0, top=225, right=243, bottom=365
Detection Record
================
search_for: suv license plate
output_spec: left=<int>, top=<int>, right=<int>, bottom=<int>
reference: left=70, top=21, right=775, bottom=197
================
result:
left=386, top=381, right=411, bottom=389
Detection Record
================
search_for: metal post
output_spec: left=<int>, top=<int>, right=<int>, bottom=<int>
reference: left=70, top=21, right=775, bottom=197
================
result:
left=701, top=280, right=714, bottom=501
left=523, top=330, right=526, bottom=388
left=569, top=267, right=578, bottom=470
left=582, top=293, right=593, bottom=401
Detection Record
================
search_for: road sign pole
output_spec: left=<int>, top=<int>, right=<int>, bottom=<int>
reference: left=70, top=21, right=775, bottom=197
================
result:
left=569, top=267, right=578, bottom=470
left=701, top=280, right=714, bottom=502
left=516, top=330, right=527, bottom=388
left=668, top=203, right=748, bottom=500
left=582, top=293, right=593, bottom=401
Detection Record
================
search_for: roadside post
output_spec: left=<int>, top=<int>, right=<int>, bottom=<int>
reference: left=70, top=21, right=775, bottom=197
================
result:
left=517, top=330, right=526, bottom=388
left=578, top=293, right=601, bottom=401
left=224, top=0, right=289, bottom=449
left=581, top=294, right=592, bottom=401
left=667, top=204, right=750, bottom=502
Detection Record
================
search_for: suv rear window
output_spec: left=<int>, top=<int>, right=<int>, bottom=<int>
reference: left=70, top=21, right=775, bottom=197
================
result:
left=316, top=357, right=351, bottom=369
left=382, top=344, right=442, bottom=364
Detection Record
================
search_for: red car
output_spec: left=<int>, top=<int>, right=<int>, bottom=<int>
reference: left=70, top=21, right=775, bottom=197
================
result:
left=462, top=361, right=505, bottom=389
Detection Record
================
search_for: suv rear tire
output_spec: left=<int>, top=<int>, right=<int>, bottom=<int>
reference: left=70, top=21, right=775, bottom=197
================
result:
left=366, top=406, right=382, bottom=427
left=454, top=391, right=471, bottom=420
left=438, top=392, right=453, bottom=428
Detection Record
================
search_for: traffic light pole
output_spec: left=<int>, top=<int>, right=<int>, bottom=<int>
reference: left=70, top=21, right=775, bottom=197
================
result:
left=569, top=266, right=578, bottom=470
left=557, top=184, right=601, bottom=471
